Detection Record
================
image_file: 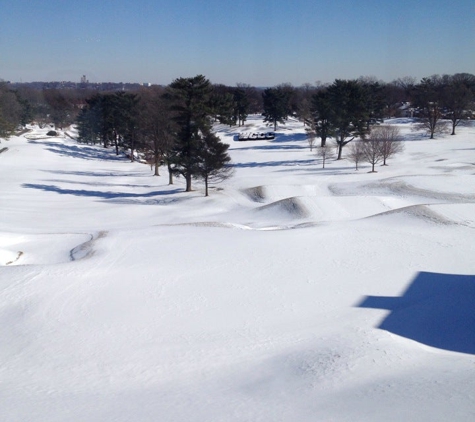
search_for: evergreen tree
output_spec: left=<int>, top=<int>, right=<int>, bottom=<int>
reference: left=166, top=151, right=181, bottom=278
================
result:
left=0, top=82, right=22, bottom=139
left=262, top=87, right=291, bottom=130
left=112, top=92, right=139, bottom=159
left=237, top=83, right=263, bottom=114
left=43, top=89, right=73, bottom=129
left=327, top=79, right=370, bottom=159
left=138, top=87, right=177, bottom=179
left=309, top=89, right=334, bottom=147
left=76, top=102, right=101, bottom=144
left=295, top=83, right=317, bottom=126
left=358, top=78, right=386, bottom=128
left=209, top=86, right=235, bottom=126
left=441, top=73, right=475, bottom=135
left=76, top=92, right=138, bottom=154
left=412, top=76, right=445, bottom=139
left=233, top=87, right=249, bottom=126
left=167, top=75, right=214, bottom=192
left=197, top=133, right=232, bottom=196
left=76, top=94, right=112, bottom=147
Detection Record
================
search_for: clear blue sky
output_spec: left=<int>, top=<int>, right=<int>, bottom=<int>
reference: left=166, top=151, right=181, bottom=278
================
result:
left=1, top=0, right=474, bottom=86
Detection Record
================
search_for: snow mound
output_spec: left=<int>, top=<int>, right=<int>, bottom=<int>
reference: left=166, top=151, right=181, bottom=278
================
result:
left=330, top=176, right=475, bottom=202
left=243, top=184, right=327, bottom=204
left=70, top=231, right=108, bottom=261
left=1, top=117, right=475, bottom=421
left=256, top=197, right=310, bottom=219
left=243, top=186, right=266, bottom=202
left=0, top=232, right=93, bottom=265
left=365, top=204, right=455, bottom=226
left=251, top=194, right=411, bottom=224
left=0, top=249, right=23, bottom=266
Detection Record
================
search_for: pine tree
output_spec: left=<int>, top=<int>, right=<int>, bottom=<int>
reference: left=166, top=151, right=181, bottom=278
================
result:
left=233, top=87, right=249, bottom=126
left=76, top=104, right=101, bottom=144
left=262, top=87, right=291, bottom=131
left=0, top=83, right=22, bottom=139
left=412, top=76, right=445, bottom=139
left=168, top=75, right=214, bottom=192
left=441, top=73, right=475, bottom=135
left=112, top=92, right=139, bottom=159
left=327, top=80, right=370, bottom=159
left=137, top=87, right=178, bottom=179
left=209, top=87, right=235, bottom=126
left=309, top=89, right=333, bottom=147
left=197, top=133, right=232, bottom=196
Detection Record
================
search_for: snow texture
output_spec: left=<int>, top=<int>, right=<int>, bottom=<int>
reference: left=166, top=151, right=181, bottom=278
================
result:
left=1, top=117, right=474, bottom=421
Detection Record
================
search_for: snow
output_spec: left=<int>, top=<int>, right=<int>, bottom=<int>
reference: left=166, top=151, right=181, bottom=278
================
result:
left=1, top=117, right=474, bottom=421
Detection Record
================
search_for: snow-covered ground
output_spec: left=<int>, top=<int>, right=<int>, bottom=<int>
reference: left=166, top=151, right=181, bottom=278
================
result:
left=1, top=117, right=474, bottom=421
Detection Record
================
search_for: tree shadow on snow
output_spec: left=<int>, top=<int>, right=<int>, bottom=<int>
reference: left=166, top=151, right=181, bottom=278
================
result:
left=44, top=179, right=156, bottom=189
left=232, top=132, right=308, bottom=149
left=356, top=271, right=475, bottom=354
left=22, top=183, right=182, bottom=200
left=44, top=170, right=146, bottom=178
left=230, top=144, right=307, bottom=152
left=29, top=140, right=127, bottom=161
left=232, top=159, right=315, bottom=169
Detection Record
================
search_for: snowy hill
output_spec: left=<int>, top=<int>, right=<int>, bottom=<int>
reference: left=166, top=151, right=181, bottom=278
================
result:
left=1, top=117, right=474, bottom=421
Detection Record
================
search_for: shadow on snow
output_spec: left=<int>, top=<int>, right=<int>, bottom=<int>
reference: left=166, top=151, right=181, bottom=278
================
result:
left=44, top=170, right=147, bottom=178
left=44, top=179, right=157, bottom=189
left=356, top=271, right=475, bottom=354
left=231, top=132, right=308, bottom=150
left=22, top=183, right=182, bottom=200
left=29, top=140, right=127, bottom=161
left=232, top=159, right=315, bottom=169
left=230, top=144, right=307, bottom=152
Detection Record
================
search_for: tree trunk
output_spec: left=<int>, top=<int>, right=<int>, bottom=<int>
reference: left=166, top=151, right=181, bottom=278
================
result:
left=154, top=155, right=160, bottom=176
left=167, top=162, right=173, bottom=185
left=205, top=176, right=209, bottom=197
left=114, top=133, right=119, bottom=155
left=185, top=174, right=192, bottom=192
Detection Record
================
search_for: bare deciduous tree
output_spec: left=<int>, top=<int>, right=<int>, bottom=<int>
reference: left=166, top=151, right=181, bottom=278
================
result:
left=413, top=102, right=449, bottom=139
left=375, top=125, right=404, bottom=165
left=315, top=144, right=335, bottom=169
left=362, top=125, right=404, bottom=171
left=347, top=140, right=365, bottom=170
left=361, top=138, right=383, bottom=172
left=305, top=128, right=316, bottom=151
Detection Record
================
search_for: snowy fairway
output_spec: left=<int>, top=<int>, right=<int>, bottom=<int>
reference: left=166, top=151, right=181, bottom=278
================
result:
left=1, top=117, right=475, bottom=421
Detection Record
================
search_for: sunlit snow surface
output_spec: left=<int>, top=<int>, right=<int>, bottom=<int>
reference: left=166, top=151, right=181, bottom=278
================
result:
left=1, top=117, right=475, bottom=421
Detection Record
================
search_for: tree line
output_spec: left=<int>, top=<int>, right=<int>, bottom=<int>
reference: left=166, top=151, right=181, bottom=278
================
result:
left=1, top=73, right=474, bottom=182
left=77, top=75, right=235, bottom=196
